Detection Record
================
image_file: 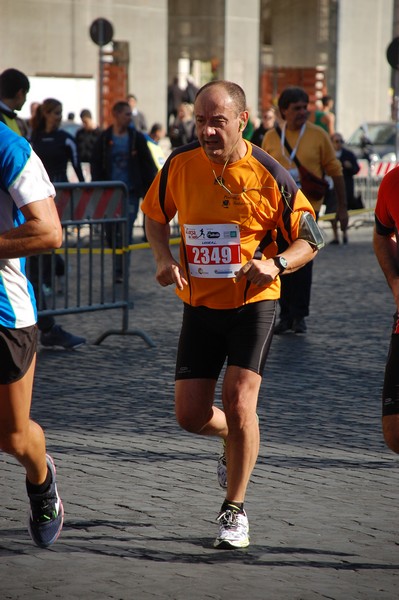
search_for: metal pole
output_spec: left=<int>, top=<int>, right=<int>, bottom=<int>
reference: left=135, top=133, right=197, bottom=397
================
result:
left=99, top=21, right=104, bottom=128
left=393, top=1, right=399, bottom=163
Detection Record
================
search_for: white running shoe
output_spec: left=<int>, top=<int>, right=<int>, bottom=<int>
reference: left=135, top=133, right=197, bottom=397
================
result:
left=214, top=509, right=250, bottom=549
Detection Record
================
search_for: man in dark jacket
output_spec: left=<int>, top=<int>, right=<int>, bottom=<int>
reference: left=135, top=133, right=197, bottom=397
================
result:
left=91, top=101, right=158, bottom=275
left=91, top=101, right=158, bottom=243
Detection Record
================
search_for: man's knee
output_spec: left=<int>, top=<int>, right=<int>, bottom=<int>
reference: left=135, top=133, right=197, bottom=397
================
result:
left=176, top=417, right=202, bottom=433
left=382, top=415, right=399, bottom=454
left=175, top=402, right=209, bottom=433
left=222, top=382, right=260, bottom=429
left=175, top=380, right=216, bottom=433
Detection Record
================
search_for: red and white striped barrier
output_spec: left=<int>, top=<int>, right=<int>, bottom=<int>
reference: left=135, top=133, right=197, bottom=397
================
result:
left=54, top=182, right=126, bottom=221
left=370, top=161, right=397, bottom=177
left=354, top=159, right=398, bottom=179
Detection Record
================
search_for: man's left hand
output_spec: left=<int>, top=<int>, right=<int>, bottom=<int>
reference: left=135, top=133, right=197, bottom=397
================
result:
left=235, top=259, right=277, bottom=286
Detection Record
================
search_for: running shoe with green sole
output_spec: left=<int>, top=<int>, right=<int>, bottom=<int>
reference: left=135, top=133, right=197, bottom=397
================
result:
left=28, top=454, right=64, bottom=548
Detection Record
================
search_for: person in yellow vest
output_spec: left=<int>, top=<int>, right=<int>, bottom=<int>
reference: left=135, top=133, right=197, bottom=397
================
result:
left=263, top=87, right=347, bottom=334
left=145, top=122, right=167, bottom=171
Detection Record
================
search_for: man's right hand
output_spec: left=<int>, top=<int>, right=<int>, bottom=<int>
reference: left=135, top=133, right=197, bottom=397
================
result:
left=156, top=261, right=188, bottom=290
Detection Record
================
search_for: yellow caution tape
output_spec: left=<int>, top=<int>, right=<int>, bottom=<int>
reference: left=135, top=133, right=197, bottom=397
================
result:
left=52, top=236, right=182, bottom=255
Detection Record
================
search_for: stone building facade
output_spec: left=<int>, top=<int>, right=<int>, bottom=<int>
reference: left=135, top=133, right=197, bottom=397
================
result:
left=0, top=0, right=394, bottom=136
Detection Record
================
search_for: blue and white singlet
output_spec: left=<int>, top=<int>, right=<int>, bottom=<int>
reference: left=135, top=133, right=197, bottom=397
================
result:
left=0, top=122, right=55, bottom=328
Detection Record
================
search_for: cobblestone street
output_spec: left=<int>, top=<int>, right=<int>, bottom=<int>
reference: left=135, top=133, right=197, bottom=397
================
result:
left=1, top=224, right=398, bottom=600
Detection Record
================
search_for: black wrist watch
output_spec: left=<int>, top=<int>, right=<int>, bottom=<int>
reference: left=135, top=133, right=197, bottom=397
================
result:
left=273, top=255, right=288, bottom=273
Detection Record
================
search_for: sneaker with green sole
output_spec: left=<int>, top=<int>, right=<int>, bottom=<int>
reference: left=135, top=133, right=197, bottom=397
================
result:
left=28, top=454, right=64, bottom=548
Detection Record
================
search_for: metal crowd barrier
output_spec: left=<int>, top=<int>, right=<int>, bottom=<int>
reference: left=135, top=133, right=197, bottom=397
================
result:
left=348, top=174, right=381, bottom=228
left=348, top=160, right=398, bottom=225
left=28, top=181, right=155, bottom=347
left=319, top=173, right=383, bottom=228
left=354, top=175, right=380, bottom=211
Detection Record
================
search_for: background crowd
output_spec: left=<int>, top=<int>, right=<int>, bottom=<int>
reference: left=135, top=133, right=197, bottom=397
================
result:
left=0, top=67, right=362, bottom=345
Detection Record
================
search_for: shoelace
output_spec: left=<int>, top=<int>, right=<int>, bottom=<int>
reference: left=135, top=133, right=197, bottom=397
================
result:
left=30, top=496, right=57, bottom=522
left=217, top=510, right=240, bottom=529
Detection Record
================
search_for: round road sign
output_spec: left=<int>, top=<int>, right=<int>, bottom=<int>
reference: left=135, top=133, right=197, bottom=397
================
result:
left=90, top=18, right=114, bottom=47
left=387, top=37, right=399, bottom=70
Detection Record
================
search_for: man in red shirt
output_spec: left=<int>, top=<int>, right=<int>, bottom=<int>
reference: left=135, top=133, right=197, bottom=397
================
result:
left=373, top=167, right=399, bottom=454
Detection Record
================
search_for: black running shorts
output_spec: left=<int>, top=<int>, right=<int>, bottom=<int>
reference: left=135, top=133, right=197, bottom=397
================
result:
left=175, top=300, right=276, bottom=380
left=0, top=324, right=37, bottom=385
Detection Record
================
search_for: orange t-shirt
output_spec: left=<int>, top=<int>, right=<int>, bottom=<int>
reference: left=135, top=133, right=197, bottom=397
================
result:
left=142, top=141, right=315, bottom=309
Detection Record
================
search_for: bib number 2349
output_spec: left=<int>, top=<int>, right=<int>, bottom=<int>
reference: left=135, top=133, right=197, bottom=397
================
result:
left=184, top=223, right=241, bottom=278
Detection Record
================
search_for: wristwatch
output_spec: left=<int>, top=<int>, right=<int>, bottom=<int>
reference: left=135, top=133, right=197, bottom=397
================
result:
left=273, top=255, right=288, bottom=274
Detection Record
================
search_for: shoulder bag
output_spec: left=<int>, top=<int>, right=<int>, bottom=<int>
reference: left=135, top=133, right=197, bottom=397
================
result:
left=277, top=126, right=329, bottom=201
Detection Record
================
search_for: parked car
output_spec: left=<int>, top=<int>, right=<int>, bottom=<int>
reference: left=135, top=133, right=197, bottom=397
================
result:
left=346, top=121, right=396, bottom=161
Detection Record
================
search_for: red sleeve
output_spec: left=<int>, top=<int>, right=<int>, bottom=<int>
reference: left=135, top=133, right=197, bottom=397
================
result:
left=375, top=168, right=399, bottom=234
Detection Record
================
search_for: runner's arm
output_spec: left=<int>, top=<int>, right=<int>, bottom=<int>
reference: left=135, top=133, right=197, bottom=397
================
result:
left=0, top=196, right=62, bottom=259
left=373, top=227, right=399, bottom=310
left=236, top=238, right=316, bottom=286
left=145, top=216, right=188, bottom=290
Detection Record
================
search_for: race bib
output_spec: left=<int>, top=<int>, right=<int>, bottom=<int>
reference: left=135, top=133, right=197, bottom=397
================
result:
left=184, top=223, right=241, bottom=278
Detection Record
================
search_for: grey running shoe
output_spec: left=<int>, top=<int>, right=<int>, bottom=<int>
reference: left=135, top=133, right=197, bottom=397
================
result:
left=214, top=509, right=249, bottom=549
left=40, top=324, right=86, bottom=349
left=292, top=317, right=307, bottom=334
left=28, top=454, right=64, bottom=548
left=274, top=318, right=292, bottom=334
left=217, top=442, right=227, bottom=489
